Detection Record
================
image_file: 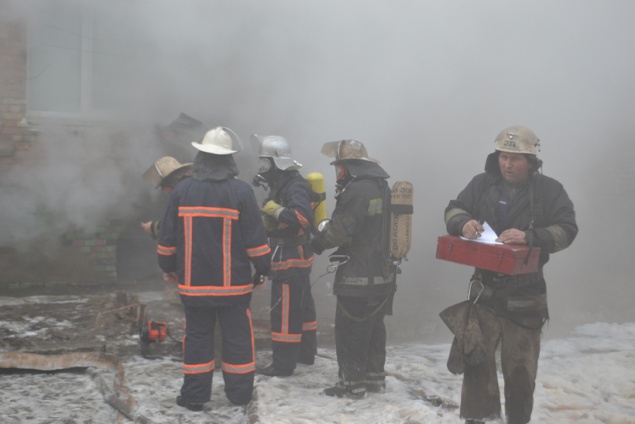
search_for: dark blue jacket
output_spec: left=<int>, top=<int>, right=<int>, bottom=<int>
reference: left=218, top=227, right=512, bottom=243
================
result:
left=158, top=153, right=271, bottom=307
left=266, top=170, right=315, bottom=279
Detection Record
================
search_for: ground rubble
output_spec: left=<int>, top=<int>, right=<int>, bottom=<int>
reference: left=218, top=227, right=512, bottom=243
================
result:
left=0, top=281, right=270, bottom=423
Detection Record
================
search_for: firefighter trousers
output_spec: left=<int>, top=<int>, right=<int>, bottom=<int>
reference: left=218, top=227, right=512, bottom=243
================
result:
left=334, top=295, right=388, bottom=393
left=460, top=315, right=542, bottom=424
left=181, top=304, right=256, bottom=405
left=270, top=269, right=317, bottom=373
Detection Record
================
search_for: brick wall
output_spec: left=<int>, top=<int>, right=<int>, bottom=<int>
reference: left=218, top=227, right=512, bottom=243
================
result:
left=62, top=220, right=125, bottom=282
left=0, top=12, right=159, bottom=289
left=0, top=17, right=28, bottom=156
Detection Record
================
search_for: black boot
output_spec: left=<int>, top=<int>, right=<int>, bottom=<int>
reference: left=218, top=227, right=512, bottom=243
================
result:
left=323, top=382, right=366, bottom=399
left=176, top=395, right=204, bottom=412
left=256, top=364, right=293, bottom=377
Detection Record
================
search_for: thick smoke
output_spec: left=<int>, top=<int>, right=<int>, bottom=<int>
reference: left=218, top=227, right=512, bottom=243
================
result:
left=1, top=0, right=635, bottom=339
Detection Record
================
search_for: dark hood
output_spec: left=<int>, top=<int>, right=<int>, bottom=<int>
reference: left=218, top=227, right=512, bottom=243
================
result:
left=268, top=169, right=302, bottom=201
left=484, top=151, right=502, bottom=178
left=342, top=159, right=390, bottom=180
left=192, top=151, right=239, bottom=182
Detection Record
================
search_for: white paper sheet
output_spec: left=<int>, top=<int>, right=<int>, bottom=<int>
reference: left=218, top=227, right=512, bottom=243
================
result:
left=460, top=221, right=503, bottom=245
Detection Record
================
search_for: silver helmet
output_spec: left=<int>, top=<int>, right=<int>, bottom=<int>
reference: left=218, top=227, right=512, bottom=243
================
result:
left=251, top=134, right=302, bottom=170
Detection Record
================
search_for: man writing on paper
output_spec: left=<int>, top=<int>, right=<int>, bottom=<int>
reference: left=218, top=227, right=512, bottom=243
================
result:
left=443, top=126, right=578, bottom=424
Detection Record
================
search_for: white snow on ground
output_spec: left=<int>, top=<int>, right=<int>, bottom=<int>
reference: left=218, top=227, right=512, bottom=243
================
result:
left=1, top=321, right=634, bottom=423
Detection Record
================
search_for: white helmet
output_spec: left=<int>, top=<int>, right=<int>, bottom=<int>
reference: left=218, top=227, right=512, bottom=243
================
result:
left=321, top=139, right=379, bottom=165
left=192, top=127, right=242, bottom=155
left=494, top=126, right=540, bottom=155
left=251, top=134, right=302, bottom=170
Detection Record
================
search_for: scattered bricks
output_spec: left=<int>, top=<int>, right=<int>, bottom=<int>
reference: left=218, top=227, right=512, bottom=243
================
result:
left=1, top=98, right=26, bottom=105
left=0, top=126, right=20, bottom=136
left=63, top=232, right=83, bottom=241
left=72, top=239, right=85, bottom=247
left=94, top=264, right=117, bottom=273
left=97, top=232, right=119, bottom=240
left=94, top=225, right=107, bottom=233
left=0, top=140, right=14, bottom=156
left=13, top=141, right=29, bottom=151
left=42, top=281, right=69, bottom=289
left=98, top=255, right=116, bottom=262
left=7, top=282, right=21, bottom=290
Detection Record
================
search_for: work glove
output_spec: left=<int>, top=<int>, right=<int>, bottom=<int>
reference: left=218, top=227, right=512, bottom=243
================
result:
left=262, top=215, right=278, bottom=232
left=141, top=221, right=160, bottom=239
left=252, top=273, right=267, bottom=289
left=262, top=200, right=284, bottom=220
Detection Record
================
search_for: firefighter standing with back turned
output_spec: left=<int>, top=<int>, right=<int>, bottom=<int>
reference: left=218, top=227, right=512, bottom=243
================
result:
left=442, top=126, right=578, bottom=424
left=311, top=139, right=395, bottom=399
left=251, top=134, right=318, bottom=377
left=157, top=127, right=271, bottom=411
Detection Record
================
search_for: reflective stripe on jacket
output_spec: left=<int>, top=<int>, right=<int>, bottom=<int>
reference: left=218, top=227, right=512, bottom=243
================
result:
left=158, top=176, right=271, bottom=307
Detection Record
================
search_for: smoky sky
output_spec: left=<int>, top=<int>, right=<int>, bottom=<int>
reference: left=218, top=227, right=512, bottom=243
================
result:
left=2, top=0, right=635, bottom=337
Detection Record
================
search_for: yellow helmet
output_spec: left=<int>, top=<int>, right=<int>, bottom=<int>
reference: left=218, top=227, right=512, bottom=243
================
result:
left=494, top=126, right=540, bottom=155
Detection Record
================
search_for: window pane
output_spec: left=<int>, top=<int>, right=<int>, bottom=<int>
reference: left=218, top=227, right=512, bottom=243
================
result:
left=28, top=0, right=82, bottom=113
left=92, top=7, right=139, bottom=111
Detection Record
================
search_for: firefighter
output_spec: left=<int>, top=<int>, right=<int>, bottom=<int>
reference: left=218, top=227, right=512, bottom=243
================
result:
left=443, top=126, right=578, bottom=424
left=143, top=157, right=194, bottom=310
left=157, top=127, right=271, bottom=411
left=311, top=139, right=395, bottom=399
left=252, top=134, right=317, bottom=377
left=141, top=156, right=192, bottom=239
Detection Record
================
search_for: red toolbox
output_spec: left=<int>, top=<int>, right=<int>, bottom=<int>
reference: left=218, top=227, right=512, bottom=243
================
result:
left=436, top=235, right=540, bottom=275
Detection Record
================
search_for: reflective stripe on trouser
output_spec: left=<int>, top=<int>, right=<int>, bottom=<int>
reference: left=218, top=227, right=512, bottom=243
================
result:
left=334, top=295, right=387, bottom=390
left=460, top=316, right=542, bottom=424
left=181, top=305, right=255, bottom=405
left=270, top=270, right=317, bottom=372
